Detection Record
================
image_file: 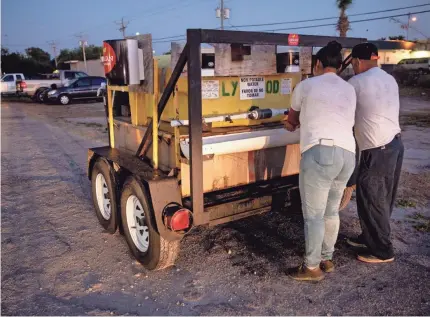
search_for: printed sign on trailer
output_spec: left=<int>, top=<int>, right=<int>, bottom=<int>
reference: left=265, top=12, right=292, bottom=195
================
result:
left=239, top=77, right=265, bottom=100
left=202, top=80, right=220, bottom=99
left=102, top=42, right=116, bottom=74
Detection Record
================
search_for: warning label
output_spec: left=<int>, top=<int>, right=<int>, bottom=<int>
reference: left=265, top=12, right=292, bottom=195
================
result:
left=281, top=78, right=292, bottom=95
left=202, top=80, right=219, bottom=99
left=239, top=77, right=265, bottom=100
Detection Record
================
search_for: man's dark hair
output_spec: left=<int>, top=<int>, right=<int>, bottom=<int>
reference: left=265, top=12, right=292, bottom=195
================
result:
left=315, top=41, right=343, bottom=69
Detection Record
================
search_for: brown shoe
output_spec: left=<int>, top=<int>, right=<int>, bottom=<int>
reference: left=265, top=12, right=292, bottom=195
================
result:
left=287, top=264, right=324, bottom=282
left=357, top=252, right=394, bottom=263
left=320, top=260, right=335, bottom=273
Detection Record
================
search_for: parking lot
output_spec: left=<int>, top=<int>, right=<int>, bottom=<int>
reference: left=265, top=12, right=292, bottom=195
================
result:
left=2, top=97, right=430, bottom=315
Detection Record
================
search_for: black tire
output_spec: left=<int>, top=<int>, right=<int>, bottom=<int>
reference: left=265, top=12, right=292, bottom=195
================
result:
left=58, top=94, right=71, bottom=105
left=91, top=159, right=118, bottom=233
left=120, top=176, right=180, bottom=270
left=34, top=88, right=48, bottom=103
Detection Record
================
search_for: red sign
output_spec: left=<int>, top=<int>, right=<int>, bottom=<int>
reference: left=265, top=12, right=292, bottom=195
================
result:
left=102, top=42, right=116, bottom=74
left=288, top=34, right=299, bottom=46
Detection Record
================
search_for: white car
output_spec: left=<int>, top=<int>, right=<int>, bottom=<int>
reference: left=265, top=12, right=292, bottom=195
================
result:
left=396, top=57, right=430, bottom=74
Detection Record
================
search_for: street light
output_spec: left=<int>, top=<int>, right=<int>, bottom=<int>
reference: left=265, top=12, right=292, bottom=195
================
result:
left=411, top=16, right=417, bottom=22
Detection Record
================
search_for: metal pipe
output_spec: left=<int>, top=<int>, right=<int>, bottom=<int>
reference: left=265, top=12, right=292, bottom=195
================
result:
left=170, top=108, right=289, bottom=127
left=180, top=127, right=300, bottom=159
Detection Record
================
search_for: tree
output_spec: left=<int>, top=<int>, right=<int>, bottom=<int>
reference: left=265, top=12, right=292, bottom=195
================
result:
left=378, top=37, right=387, bottom=40
left=388, top=35, right=405, bottom=40
left=1, top=47, right=54, bottom=76
left=25, top=47, right=51, bottom=64
left=336, top=0, right=353, bottom=37
left=57, top=45, right=103, bottom=63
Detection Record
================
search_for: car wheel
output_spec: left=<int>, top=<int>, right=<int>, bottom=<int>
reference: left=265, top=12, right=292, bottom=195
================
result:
left=58, top=94, right=71, bottom=105
left=38, top=88, right=48, bottom=103
left=120, top=176, right=180, bottom=270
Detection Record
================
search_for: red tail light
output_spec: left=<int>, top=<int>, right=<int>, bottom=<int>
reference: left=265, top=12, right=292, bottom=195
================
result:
left=163, top=204, right=193, bottom=232
left=20, top=81, right=27, bottom=89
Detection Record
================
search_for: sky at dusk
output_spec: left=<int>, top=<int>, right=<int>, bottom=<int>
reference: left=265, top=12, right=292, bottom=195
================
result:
left=2, top=0, right=430, bottom=57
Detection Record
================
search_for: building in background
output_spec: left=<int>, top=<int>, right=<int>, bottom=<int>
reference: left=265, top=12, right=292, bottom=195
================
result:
left=345, top=40, right=430, bottom=66
left=64, top=59, right=105, bottom=77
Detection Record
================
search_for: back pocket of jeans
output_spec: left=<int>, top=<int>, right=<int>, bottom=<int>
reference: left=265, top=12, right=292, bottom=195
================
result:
left=314, top=145, right=335, bottom=166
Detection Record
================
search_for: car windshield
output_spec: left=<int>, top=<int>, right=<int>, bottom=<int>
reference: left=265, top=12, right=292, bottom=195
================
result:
left=65, top=79, right=78, bottom=87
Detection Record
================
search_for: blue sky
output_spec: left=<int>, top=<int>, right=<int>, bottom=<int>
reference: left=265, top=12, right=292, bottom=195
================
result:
left=2, top=0, right=430, bottom=57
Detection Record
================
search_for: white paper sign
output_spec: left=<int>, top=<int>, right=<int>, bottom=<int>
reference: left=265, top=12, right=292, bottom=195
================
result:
left=202, top=80, right=219, bottom=99
left=239, top=77, right=265, bottom=100
left=281, top=78, right=292, bottom=95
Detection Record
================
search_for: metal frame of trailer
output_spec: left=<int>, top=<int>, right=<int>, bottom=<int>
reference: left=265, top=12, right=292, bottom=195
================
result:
left=88, top=29, right=366, bottom=270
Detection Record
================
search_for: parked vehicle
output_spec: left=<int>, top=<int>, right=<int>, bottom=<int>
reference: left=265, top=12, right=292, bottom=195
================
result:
left=396, top=57, right=430, bottom=74
left=1, top=73, right=25, bottom=96
left=28, top=70, right=89, bottom=102
left=45, top=76, right=106, bottom=105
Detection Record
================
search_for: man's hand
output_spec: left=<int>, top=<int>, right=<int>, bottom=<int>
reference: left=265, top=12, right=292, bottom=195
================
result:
left=284, top=120, right=298, bottom=132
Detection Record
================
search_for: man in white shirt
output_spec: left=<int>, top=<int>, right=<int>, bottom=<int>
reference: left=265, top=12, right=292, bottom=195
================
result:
left=285, top=41, right=356, bottom=281
left=347, top=43, right=404, bottom=263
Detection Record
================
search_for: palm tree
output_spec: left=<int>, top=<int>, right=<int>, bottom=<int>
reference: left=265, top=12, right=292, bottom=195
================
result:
left=336, top=0, right=353, bottom=37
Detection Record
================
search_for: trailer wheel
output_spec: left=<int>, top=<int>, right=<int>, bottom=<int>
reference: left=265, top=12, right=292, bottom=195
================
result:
left=91, top=159, right=118, bottom=233
left=120, top=176, right=180, bottom=270
left=339, top=186, right=355, bottom=211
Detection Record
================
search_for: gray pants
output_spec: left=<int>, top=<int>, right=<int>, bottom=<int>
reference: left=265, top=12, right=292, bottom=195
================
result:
left=299, top=145, right=355, bottom=267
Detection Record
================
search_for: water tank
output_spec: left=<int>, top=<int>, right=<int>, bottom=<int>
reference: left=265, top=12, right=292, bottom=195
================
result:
left=102, top=39, right=141, bottom=86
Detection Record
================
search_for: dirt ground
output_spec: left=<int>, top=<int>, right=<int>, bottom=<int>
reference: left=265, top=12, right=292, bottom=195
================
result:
left=1, top=96, right=430, bottom=316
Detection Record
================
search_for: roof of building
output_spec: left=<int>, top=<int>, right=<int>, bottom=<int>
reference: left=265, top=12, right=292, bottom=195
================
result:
left=369, top=40, right=416, bottom=51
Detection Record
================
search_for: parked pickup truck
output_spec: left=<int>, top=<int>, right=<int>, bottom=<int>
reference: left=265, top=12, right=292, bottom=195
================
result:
left=1, top=73, right=25, bottom=96
left=1, top=70, right=88, bottom=102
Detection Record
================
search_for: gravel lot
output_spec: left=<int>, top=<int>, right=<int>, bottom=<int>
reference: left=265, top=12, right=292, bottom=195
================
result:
left=2, top=97, right=430, bottom=315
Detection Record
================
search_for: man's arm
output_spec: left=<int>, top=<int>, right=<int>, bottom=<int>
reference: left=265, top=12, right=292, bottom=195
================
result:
left=284, top=82, right=302, bottom=132
left=284, top=108, right=300, bottom=132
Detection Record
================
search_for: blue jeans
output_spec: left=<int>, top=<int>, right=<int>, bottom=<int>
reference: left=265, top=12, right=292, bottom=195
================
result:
left=299, top=145, right=355, bottom=268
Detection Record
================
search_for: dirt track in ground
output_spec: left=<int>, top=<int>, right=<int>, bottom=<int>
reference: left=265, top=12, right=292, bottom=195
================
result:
left=1, top=97, right=430, bottom=315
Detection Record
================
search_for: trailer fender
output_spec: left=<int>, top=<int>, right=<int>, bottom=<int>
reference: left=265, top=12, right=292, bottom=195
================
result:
left=145, top=177, right=186, bottom=242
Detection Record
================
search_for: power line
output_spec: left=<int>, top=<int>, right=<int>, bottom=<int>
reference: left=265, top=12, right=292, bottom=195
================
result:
left=223, top=3, right=430, bottom=29
left=152, top=9, right=430, bottom=44
left=261, top=9, right=430, bottom=33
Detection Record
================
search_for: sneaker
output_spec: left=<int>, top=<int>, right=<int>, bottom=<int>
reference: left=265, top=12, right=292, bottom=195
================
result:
left=287, top=264, right=325, bottom=282
left=347, top=235, right=367, bottom=248
left=320, top=260, right=335, bottom=273
left=357, top=252, right=395, bottom=263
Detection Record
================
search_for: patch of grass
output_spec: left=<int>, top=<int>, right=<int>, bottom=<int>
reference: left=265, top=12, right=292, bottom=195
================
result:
left=409, top=212, right=430, bottom=221
left=400, top=114, right=430, bottom=128
left=407, top=212, right=430, bottom=233
left=77, top=122, right=104, bottom=128
left=414, top=221, right=430, bottom=233
left=396, top=199, right=417, bottom=208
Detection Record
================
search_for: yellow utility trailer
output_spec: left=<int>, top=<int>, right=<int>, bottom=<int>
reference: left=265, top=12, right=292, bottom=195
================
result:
left=88, top=29, right=365, bottom=270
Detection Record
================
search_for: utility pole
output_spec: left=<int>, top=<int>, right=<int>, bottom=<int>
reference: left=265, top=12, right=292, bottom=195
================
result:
left=47, top=41, right=58, bottom=68
left=75, top=33, right=88, bottom=73
left=115, top=17, right=130, bottom=38
left=216, top=0, right=230, bottom=30
left=407, top=13, right=411, bottom=41
left=220, top=0, right=224, bottom=30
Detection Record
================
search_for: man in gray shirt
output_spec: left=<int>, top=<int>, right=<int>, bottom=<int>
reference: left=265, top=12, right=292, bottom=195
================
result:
left=347, top=43, right=404, bottom=263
